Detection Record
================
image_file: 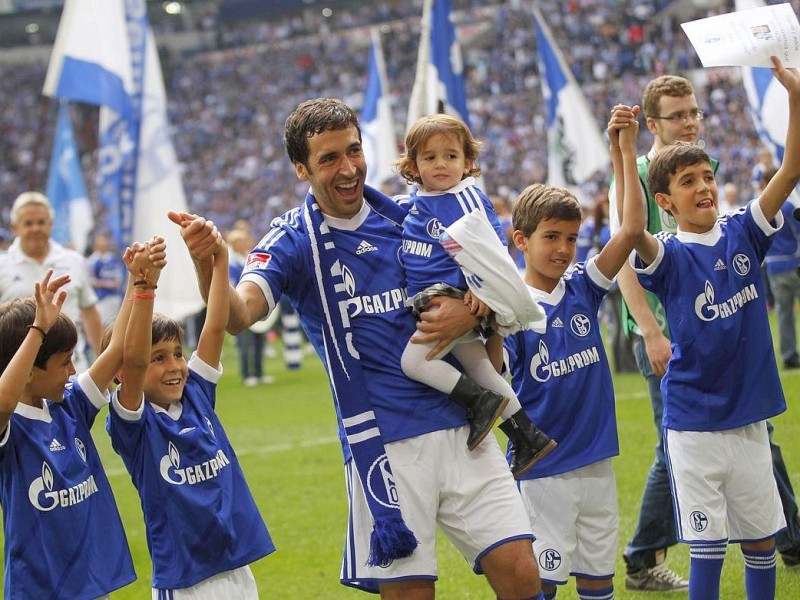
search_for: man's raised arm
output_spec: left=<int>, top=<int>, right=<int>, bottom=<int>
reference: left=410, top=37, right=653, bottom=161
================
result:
left=168, top=211, right=269, bottom=334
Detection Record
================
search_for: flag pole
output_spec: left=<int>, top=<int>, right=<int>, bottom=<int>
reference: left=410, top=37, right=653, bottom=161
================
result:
left=28, top=95, right=53, bottom=191
left=406, top=0, right=433, bottom=132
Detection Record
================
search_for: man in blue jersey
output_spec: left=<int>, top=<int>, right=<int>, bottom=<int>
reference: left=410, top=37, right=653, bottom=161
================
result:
left=609, top=73, right=800, bottom=589
left=171, top=97, right=543, bottom=600
left=627, top=56, right=800, bottom=600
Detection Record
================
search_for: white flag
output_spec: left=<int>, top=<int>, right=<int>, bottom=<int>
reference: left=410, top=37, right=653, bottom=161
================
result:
left=361, top=29, right=398, bottom=189
left=44, top=0, right=203, bottom=320
left=533, top=6, right=609, bottom=195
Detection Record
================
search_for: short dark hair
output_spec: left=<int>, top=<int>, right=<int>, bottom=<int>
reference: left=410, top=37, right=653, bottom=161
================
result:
left=646, top=142, right=713, bottom=197
left=283, top=98, right=361, bottom=167
left=152, top=312, right=184, bottom=346
left=0, top=298, right=77, bottom=373
left=512, top=183, right=582, bottom=237
left=642, top=75, right=695, bottom=119
left=395, top=114, right=482, bottom=185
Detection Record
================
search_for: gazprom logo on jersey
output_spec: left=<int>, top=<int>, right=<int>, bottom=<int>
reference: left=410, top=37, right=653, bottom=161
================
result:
left=28, top=461, right=98, bottom=512
left=366, top=454, right=400, bottom=508
left=159, top=441, right=230, bottom=486
left=333, top=259, right=406, bottom=328
left=528, top=339, right=600, bottom=383
left=694, top=280, right=758, bottom=322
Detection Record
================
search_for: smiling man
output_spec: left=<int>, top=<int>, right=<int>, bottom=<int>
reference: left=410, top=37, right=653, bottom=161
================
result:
left=171, top=97, right=545, bottom=600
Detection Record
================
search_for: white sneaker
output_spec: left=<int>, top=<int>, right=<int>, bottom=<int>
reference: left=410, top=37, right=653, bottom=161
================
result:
left=243, top=377, right=259, bottom=387
left=260, top=375, right=275, bottom=384
left=625, top=561, right=689, bottom=592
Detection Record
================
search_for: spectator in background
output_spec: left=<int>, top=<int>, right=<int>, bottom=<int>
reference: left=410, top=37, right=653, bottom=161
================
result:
left=575, top=200, right=596, bottom=265
left=763, top=166, right=800, bottom=370
left=719, top=182, right=741, bottom=215
left=227, top=228, right=273, bottom=386
left=87, top=232, right=125, bottom=325
left=0, top=192, right=102, bottom=373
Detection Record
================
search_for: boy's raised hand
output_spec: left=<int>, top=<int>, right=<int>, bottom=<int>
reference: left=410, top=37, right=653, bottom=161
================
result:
left=147, top=235, right=168, bottom=271
left=771, top=55, right=800, bottom=97
left=607, top=104, right=639, bottom=150
left=618, top=105, right=640, bottom=150
left=33, top=269, right=70, bottom=334
left=124, top=239, right=164, bottom=288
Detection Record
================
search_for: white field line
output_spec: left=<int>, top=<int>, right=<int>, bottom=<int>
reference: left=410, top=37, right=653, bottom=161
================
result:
left=103, top=391, right=651, bottom=478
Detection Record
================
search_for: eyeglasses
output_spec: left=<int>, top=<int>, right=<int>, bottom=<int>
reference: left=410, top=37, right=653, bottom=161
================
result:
left=649, top=109, right=704, bottom=123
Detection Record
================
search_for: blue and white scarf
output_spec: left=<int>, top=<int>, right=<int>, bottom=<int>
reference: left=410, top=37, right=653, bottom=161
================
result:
left=302, top=186, right=418, bottom=566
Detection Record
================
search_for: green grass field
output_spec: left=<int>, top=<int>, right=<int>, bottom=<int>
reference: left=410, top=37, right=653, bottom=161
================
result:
left=3, top=325, right=800, bottom=598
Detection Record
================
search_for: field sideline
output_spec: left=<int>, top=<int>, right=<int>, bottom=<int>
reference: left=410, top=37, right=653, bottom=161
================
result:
left=2, top=324, right=800, bottom=598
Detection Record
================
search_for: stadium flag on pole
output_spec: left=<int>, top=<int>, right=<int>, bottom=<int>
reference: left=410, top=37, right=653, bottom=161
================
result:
left=406, top=0, right=471, bottom=131
left=361, top=28, right=398, bottom=189
left=735, top=0, right=800, bottom=205
left=532, top=6, right=609, bottom=196
left=46, top=101, right=93, bottom=255
left=44, top=0, right=203, bottom=320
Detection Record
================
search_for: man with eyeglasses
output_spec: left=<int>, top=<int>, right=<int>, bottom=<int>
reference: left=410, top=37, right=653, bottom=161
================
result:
left=608, top=74, right=800, bottom=592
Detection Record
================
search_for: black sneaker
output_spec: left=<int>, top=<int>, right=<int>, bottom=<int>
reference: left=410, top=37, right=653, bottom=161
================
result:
left=625, top=562, right=689, bottom=592
left=783, top=355, right=800, bottom=369
left=781, top=546, right=800, bottom=568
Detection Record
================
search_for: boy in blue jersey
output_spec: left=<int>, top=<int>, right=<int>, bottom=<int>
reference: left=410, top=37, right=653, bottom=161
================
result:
left=87, top=231, right=125, bottom=325
left=107, top=237, right=275, bottom=598
left=170, top=97, right=543, bottom=599
left=396, top=114, right=555, bottom=477
left=0, top=268, right=138, bottom=599
left=627, top=56, right=800, bottom=600
left=501, top=103, right=644, bottom=600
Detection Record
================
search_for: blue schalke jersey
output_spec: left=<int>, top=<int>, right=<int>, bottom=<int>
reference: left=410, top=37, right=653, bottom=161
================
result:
left=505, top=259, right=619, bottom=478
left=401, top=178, right=506, bottom=297
left=87, top=251, right=124, bottom=300
left=240, top=196, right=466, bottom=447
left=0, top=373, right=135, bottom=599
left=107, top=356, right=274, bottom=590
left=635, top=202, right=786, bottom=431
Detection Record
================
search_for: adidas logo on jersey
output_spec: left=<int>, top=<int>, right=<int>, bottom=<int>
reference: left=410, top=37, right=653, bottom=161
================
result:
left=714, top=258, right=727, bottom=271
left=49, top=438, right=66, bottom=451
left=356, top=240, right=378, bottom=255
left=551, top=317, right=564, bottom=328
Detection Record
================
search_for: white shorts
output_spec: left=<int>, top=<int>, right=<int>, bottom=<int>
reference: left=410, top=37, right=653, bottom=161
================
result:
left=340, top=426, right=533, bottom=592
left=151, top=565, right=258, bottom=600
left=96, top=294, right=122, bottom=325
left=665, top=421, right=786, bottom=544
left=518, top=459, right=618, bottom=584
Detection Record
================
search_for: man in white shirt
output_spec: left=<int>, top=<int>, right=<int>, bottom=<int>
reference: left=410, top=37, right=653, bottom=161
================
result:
left=0, top=192, right=102, bottom=372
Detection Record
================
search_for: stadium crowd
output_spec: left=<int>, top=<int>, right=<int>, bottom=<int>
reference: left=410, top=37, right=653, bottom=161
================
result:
left=0, top=0, right=797, bottom=236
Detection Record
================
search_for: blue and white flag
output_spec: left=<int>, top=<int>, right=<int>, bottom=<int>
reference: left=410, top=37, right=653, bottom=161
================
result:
left=361, top=28, right=398, bottom=189
left=44, top=0, right=202, bottom=319
left=533, top=6, right=609, bottom=195
left=406, top=0, right=471, bottom=131
left=46, top=101, right=93, bottom=254
left=735, top=0, right=800, bottom=205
